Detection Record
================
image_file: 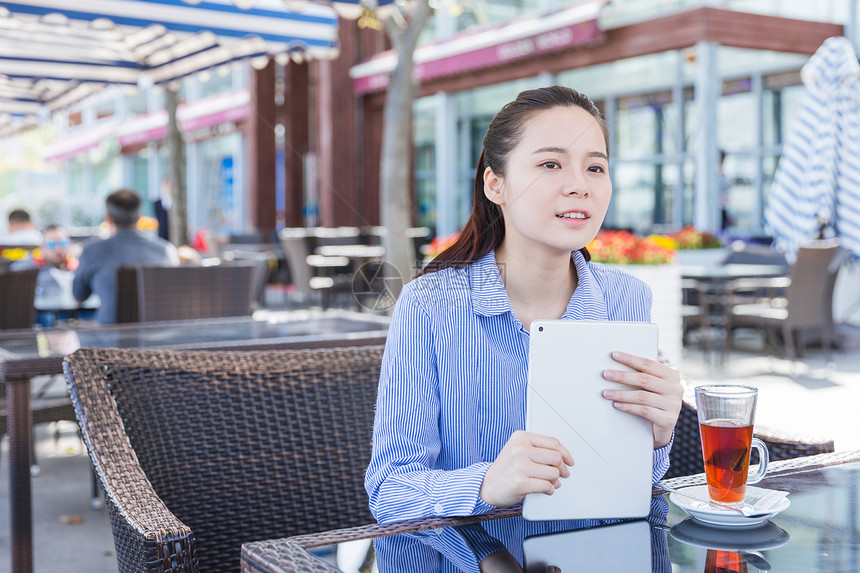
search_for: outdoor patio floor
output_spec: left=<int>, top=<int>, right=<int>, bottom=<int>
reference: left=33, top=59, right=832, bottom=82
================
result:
left=1, top=325, right=859, bottom=573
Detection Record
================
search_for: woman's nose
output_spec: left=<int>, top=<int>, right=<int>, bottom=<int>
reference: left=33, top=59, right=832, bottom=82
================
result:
left=562, top=174, right=589, bottom=197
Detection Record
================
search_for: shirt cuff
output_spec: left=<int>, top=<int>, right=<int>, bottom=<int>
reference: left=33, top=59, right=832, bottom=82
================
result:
left=431, top=462, right=496, bottom=517
left=652, top=430, right=674, bottom=483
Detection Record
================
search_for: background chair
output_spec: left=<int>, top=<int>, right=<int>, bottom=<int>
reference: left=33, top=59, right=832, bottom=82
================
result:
left=722, top=240, right=843, bottom=361
left=115, top=266, right=140, bottom=324
left=63, top=345, right=384, bottom=573
left=664, top=385, right=834, bottom=479
left=0, top=268, right=38, bottom=330
left=134, top=264, right=255, bottom=322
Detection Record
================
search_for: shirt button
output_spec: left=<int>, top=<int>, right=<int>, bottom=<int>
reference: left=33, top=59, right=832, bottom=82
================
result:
left=434, top=502, right=444, bottom=514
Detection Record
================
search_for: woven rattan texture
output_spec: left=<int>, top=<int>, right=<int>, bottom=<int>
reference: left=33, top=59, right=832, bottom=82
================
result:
left=241, top=539, right=341, bottom=573
left=115, top=267, right=140, bottom=324
left=64, top=346, right=384, bottom=573
left=0, top=268, right=37, bottom=330
left=664, top=393, right=834, bottom=478
left=135, top=264, right=255, bottom=322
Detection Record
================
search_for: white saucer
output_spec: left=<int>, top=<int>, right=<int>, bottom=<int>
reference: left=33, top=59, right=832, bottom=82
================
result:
left=668, top=485, right=790, bottom=529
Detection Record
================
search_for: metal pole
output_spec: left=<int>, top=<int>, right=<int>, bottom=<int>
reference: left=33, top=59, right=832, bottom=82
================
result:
left=694, top=41, right=720, bottom=232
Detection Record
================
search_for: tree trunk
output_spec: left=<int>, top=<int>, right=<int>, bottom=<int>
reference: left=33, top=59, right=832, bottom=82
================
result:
left=165, top=87, right=188, bottom=247
left=380, top=0, right=432, bottom=300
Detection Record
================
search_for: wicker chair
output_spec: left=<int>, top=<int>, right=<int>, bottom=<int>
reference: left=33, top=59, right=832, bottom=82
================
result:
left=115, top=266, right=140, bottom=323
left=0, top=268, right=38, bottom=330
left=723, top=240, right=843, bottom=361
left=664, top=386, right=834, bottom=478
left=63, top=345, right=384, bottom=573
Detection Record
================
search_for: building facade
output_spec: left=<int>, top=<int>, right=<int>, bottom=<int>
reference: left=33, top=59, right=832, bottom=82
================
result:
left=304, top=0, right=854, bottom=241
left=30, top=1, right=856, bottom=244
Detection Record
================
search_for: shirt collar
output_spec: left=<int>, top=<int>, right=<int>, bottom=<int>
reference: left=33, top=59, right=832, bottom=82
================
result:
left=469, top=249, right=610, bottom=320
left=561, top=251, right=610, bottom=321
left=469, top=250, right=513, bottom=317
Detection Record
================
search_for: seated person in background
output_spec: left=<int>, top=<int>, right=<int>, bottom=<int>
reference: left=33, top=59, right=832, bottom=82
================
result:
left=1, top=208, right=43, bottom=245
left=12, top=225, right=80, bottom=327
left=73, top=189, right=180, bottom=323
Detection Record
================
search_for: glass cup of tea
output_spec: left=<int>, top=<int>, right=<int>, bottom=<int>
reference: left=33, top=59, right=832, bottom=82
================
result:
left=695, top=385, right=769, bottom=504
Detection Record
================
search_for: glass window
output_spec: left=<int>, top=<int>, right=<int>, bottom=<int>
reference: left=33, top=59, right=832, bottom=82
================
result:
left=125, top=89, right=149, bottom=117
left=721, top=153, right=759, bottom=232
left=198, top=133, right=239, bottom=237
left=717, top=88, right=756, bottom=152
left=455, top=0, right=541, bottom=32
left=414, top=97, right=436, bottom=229
left=199, top=70, right=236, bottom=98
left=609, top=162, right=658, bottom=232
left=616, top=91, right=676, bottom=158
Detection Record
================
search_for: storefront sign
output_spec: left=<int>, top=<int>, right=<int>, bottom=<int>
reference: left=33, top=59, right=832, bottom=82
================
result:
left=352, top=9, right=605, bottom=95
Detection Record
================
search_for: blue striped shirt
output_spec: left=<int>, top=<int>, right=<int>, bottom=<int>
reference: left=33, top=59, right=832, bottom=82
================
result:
left=365, top=249, right=672, bottom=529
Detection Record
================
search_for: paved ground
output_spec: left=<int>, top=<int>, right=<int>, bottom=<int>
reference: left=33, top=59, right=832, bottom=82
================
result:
left=1, top=326, right=859, bottom=573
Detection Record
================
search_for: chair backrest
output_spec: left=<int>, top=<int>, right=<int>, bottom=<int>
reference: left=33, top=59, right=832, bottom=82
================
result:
left=135, top=264, right=254, bottom=322
left=279, top=230, right=314, bottom=298
left=64, top=345, right=384, bottom=572
left=785, top=240, right=842, bottom=327
left=220, top=250, right=273, bottom=310
left=0, top=268, right=38, bottom=330
left=115, top=266, right=140, bottom=324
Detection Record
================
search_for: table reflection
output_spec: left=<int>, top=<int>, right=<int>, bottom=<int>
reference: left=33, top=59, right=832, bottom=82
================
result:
left=373, top=497, right=670, bottom=572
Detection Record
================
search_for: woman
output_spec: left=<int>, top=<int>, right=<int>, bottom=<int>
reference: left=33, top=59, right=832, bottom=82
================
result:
left=365, top=86, right=682, bottom=531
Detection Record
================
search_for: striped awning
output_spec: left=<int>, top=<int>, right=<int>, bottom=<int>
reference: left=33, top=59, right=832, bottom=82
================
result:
left=764, top=36, right=860, bottom=260
left=0, top=0, right=341, bottom=133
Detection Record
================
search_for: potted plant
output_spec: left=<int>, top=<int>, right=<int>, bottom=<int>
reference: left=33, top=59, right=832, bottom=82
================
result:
left=588, top=230, right=682, bottom=366
left=651, top=226, right=726, bottom=265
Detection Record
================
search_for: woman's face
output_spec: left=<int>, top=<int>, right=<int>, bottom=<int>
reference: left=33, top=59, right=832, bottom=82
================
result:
left=484, top=105, right=611, bottom=258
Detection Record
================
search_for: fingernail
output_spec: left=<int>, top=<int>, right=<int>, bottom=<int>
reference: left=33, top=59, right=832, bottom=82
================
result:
left=603, top=370, right=617, bottom=380
left=612, top=351, right=625, bottom=359
left=602, top=389, right=615, bottom=399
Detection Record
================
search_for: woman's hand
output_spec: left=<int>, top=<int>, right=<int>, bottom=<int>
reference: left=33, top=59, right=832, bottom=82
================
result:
left=601, top=352, right=682, bottom=449
left=480, top=430, right=573, bottom=507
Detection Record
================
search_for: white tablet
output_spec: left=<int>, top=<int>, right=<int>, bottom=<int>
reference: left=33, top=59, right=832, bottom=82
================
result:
left=523, top=320, right=658, bottom=521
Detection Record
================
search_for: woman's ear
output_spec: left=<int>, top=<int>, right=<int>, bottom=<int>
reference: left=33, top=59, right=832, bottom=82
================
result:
left=483, top=167, right=505, bottom=206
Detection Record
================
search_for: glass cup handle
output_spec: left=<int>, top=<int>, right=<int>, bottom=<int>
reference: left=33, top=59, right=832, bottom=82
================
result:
left=746, top=437, right=769, bottom=484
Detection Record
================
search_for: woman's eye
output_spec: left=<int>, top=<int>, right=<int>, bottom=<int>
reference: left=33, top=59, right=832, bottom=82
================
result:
left=541, top=161, right=560, bottom=169
left=588, top=165, right=606, bottom=173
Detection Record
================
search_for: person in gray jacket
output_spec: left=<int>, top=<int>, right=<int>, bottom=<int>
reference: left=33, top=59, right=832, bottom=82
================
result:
left=73, top=189, right=180, bottom=323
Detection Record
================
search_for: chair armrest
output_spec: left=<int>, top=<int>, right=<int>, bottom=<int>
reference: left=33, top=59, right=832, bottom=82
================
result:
left=64, top=359, right=196, bottom=572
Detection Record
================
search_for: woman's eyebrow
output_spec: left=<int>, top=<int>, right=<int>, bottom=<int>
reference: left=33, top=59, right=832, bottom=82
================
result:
left=532, top=147, right=608, bottom=161
left=532, top=146, right=568, bottom=155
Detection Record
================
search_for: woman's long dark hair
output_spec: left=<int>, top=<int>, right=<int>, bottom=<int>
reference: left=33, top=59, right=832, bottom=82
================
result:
left=420, top=85, right=607, bottom=276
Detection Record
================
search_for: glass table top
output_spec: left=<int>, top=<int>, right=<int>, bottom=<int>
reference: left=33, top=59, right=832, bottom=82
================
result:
left=320, top=462, right=860, bottom=573
left=0, top=310, right=389, bottom=359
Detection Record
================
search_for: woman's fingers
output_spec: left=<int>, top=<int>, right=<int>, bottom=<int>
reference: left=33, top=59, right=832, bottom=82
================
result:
left=480, top=432, right=575, bottom=506
left=600, top=352, right=683, bottom=449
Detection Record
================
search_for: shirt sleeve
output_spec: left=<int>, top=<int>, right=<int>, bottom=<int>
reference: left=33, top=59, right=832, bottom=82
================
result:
left=365, top=283, right=494, bottom=523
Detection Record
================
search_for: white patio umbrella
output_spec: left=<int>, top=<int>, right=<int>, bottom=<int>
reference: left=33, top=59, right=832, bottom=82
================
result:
left=764, top=35, right=860, bottom=260
left=0, top=0, right=340, bottom=127
left=0, top=0, right=346, bottom=242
